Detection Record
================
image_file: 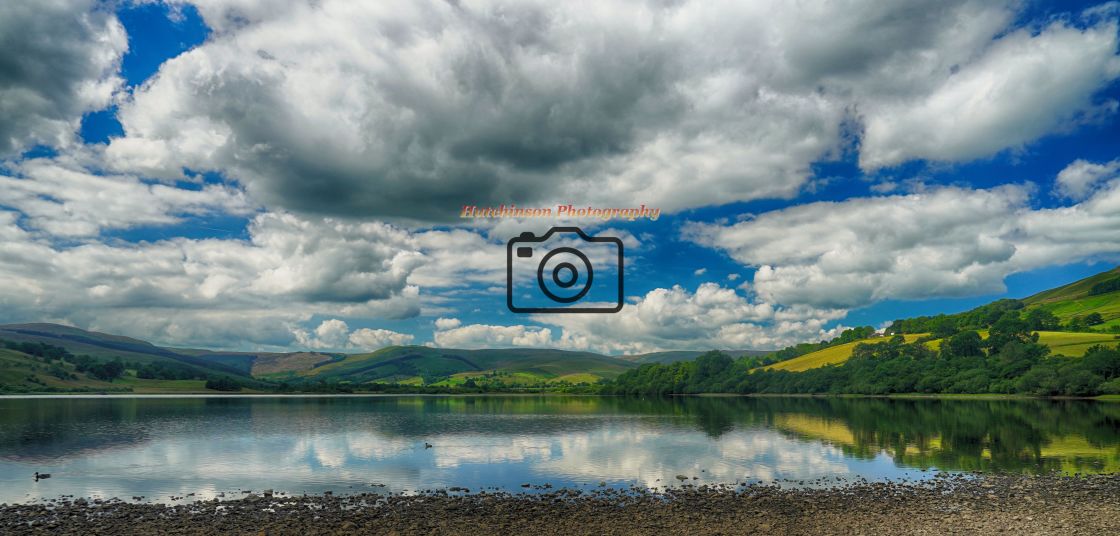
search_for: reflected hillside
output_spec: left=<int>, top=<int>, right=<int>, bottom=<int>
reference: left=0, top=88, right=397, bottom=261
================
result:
left=1, top=396, right=1118, bottom=474
left=739, top=397, right=1120, bottom=474
left=0, top=397, right=214, bottom=462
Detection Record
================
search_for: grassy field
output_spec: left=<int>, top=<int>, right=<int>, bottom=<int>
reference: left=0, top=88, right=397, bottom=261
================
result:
left=1036, top=331, right=1120, bottom=356
left=1022, top=267, right=1120, bottom=329
left=1023, top=267, right=1120, bottom=304
left=0, top=346, right=256, bottom=394
left=0, top=349, right=123, bottom=392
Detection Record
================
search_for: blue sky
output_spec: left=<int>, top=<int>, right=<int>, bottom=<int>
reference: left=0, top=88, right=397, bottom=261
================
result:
left=2, top=0, right=1119, bottom=353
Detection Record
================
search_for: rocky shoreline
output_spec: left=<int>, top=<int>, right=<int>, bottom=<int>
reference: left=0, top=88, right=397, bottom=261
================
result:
left=2, top=474, right=1119, bottom=535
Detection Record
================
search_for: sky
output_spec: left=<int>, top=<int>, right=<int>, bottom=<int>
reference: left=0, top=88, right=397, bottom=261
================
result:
left=1, top=0, right=1119, bottom=355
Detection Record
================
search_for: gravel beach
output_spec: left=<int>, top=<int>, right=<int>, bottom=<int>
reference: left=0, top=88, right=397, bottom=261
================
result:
left=2, top=474, right=1119, bottom=535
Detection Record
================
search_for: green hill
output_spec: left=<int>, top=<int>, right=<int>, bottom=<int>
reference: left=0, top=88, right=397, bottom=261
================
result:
left=168, top=347, right=340, bottom=376
left=766, top=330, right=1120, bottom=373
left=0, top=323, right=252, bottom=379
left=1022, top=267, right=1120, bottom=330
left=758, top=267, right=1120, bottom=373
left=0, top=347, right=124, bottom=393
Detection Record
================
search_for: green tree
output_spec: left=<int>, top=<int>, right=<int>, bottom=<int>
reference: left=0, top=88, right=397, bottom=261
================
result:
left=695, top=351, right=732, bottom=379
left=205, top=377, right=242, bottom=391
left=89, top=359, right=124, bottom=382
left=930, top=316, right=959, bottom=339
left=940, top=331, right=983, bottom=358
left=986, top=312, right=1034, bottom=352
left=1089, top=278, right=1120, bottom=296
left=992, top=340, right=1048, bottom=379
left=1084, top=312, right=1104, bottom=326
left=1081, top=345, right=1120, bottom=379
left=1024, top=309, right=1059, bottom=331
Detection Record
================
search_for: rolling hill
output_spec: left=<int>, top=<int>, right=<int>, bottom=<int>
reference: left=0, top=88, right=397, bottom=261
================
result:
left=0, top=347, right=124, bottom=393
left=764, top=330, right=1120, bottom=373
left=761, top=266, right=1120, bottom=373
left=271, top=345, right=637, bottom=385
left=0, top=323, right=643, bottom=392
left=1023, top=267, right=1120, bottom=330
left=0, top=323, right=253, bottom=379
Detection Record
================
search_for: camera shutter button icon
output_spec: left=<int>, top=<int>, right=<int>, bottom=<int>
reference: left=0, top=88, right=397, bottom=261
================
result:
left=506, top=227, right=623, bottom=313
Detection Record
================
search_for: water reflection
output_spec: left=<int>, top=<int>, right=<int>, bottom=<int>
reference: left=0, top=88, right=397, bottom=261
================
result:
left=0, top=396, right=1116, bottom=503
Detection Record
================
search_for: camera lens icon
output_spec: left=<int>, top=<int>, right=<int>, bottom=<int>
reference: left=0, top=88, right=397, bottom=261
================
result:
left=507, top=227, right=623, bottom=314
left=537, top=247, right=593, bottom=303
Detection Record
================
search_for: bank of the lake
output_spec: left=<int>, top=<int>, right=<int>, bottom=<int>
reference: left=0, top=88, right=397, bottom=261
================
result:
left=3, top=474, right=1118, bottom=535
left=6, top=389, right=1120, bottom=399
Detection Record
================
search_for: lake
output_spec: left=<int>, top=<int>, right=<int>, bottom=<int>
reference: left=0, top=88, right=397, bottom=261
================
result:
left=0, top=395, right=1117, bottom=504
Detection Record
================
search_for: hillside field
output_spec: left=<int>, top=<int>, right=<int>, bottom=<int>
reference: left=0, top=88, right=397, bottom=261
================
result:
left=763, top=331, right=1120, bottom=373
left=1023, top=267, right=1120, bottom=330
left=764, top=334, right=927, bottom=372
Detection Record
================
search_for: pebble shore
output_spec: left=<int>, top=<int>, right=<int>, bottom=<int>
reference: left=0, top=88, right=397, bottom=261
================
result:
left=3, top=473, right=1119, bottom=535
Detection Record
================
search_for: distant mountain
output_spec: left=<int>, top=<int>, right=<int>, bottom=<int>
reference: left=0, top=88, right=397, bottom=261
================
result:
left=0, top=323, right=251, bottom=378
left=620, top=349, right=771, bottom=365
left=271, top=345, right=638, bottom=384
left=168, top=347, right=341, bottom=376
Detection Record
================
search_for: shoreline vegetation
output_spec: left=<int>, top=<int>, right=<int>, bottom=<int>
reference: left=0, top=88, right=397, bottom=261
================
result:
left=4, top=391, right=1120, bottom=401
left=3, top=474, right=1118, bottom=535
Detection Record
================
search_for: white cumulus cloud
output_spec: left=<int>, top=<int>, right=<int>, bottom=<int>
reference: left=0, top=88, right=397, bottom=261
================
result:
left=433, top=322, right=553, bottom=349
left=860, top=20, right=1120, bottom=169
left=98, top=0, right=1119, bottom=221
left=294, top=319, right=415, bottom=350
left=0, top=0, right=127, bottom=156
left=1056, top=158, right=1120, bottom=200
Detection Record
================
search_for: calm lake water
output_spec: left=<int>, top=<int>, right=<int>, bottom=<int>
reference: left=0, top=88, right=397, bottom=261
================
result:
left=0, top=395, right=1117, bottom=504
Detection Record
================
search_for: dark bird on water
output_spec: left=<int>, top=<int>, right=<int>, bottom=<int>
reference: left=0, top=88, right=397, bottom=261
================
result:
left=34, top=472, right=51, bottom=480
left=424, top=442, right=433, bottom=449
